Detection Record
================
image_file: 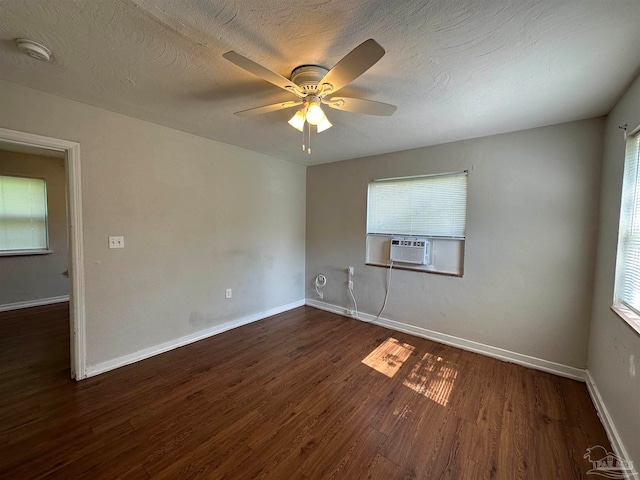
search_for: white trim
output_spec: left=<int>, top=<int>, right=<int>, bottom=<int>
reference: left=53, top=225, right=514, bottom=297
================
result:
left=0, top=295, right=69, bottom=312
left=305, top=298, right=586, bottom=381
left=611, top=304, right=640, bottom=337
left=67, top=142, right=86, bottom=380
left=584, top=370, right=639, bottom=480
left=86, top=299, right=305, bottom=377
left=0, top=128, right=86, bottom=380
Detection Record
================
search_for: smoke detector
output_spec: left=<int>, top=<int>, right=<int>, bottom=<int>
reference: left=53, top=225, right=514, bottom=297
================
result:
left=16, top=39, right=51, bottom=61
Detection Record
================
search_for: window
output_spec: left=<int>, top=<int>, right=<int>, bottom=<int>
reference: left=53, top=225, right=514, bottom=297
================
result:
left=366, top=172, right=468, bottom=275
left=615, top=128, right=640, bottom=320
left=0, top=175, right=49, bottom=254
left=367, top=172, right=467, bottom=238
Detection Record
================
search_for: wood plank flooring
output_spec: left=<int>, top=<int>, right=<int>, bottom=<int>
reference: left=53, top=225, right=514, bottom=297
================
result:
left=0, top=303, right=611, bottom=479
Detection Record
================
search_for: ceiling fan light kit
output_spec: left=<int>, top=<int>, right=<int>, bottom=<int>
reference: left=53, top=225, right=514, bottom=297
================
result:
left=223, top=39, right=397, bottom=155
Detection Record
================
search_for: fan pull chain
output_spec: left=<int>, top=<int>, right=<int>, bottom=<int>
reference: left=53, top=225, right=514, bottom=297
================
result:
left=307, top=122, right=311, bottom=155
left=301, top=122, right=305, bottom=152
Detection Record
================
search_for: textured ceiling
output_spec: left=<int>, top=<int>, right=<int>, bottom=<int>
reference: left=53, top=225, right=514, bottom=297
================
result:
left=0, top=0, right=639, bottom=166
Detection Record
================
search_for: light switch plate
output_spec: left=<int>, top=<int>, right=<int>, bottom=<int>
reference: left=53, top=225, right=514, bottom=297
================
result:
left=109, top=236, right=124, bottom=249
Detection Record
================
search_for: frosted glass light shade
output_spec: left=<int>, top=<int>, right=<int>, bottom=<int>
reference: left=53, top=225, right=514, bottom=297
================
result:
left=316, top=116, right=332, bottom=133
left=288, top=110, right=305, bottom=131
left=305, top=102, right=325, bottom=125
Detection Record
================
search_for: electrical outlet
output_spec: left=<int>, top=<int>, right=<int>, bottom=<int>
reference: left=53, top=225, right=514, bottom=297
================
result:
left=348, top=280, right=353, bottom=290
left=348, top=266, right=354, bottom=275
left=108, top=236, right=124, bottom=249
left=225, top=288, right=232, bottom=299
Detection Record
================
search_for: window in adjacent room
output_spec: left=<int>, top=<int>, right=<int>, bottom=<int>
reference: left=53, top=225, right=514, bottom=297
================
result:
left=613, top=125, right=640, bottom=333
left=0, top=175, right=50, bottom=255
left=366, top=171, right=468, bottom=276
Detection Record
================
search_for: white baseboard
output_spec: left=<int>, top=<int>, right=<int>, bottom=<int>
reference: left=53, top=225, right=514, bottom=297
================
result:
left=305, top=298, right=586, bottom=381
left=86, top=299, right=305, bottom=377
left=0, top=295, right=69, bottom=312
left=584, top=370, right=639, bottom=480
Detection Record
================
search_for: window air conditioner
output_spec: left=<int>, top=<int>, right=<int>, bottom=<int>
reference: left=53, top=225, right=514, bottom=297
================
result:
left=390, top=237, right=431, bottom=265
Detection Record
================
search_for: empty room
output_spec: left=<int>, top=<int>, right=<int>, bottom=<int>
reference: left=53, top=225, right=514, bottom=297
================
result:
left=1, top=1, right=639, bottom=478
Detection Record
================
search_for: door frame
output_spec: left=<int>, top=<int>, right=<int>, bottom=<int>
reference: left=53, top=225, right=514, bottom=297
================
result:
left=0, top=127, right=86, bottom=379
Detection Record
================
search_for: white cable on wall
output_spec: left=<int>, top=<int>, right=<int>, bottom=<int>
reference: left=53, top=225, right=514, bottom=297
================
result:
left=348, top=284, right=360, bottom=320
left=376, top=261, right=394, bottom=320
left=315, top=274, right=326, bottom=299
left=346, top=267, right=360, bottom=321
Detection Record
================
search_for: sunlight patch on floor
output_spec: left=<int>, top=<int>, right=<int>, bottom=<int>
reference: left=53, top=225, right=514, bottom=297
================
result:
left=402, top=352, right=458, bottom=406
left=361, top=337, right=415, bottom=378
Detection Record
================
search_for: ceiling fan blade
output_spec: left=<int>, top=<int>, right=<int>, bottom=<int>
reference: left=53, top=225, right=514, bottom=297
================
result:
left=223, top=51, right=304, bottom=97
left=318, top=39, right=385, bottom=94
left=234, top=101, right=302, bottom=117
left=323, top=97, right=397, bottom=116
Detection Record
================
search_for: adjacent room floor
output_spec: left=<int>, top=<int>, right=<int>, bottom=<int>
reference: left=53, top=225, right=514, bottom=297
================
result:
left=0, top=304, right=611, bottom=479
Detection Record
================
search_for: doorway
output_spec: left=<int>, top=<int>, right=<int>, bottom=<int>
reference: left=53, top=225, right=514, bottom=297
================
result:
left=0, top=128, right=85, bottom=379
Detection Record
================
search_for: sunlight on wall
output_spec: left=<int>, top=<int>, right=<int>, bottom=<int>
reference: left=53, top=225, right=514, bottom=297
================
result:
left=361, top=337, right=415, bottom=378
left=403, top=352, right=458, bottom=406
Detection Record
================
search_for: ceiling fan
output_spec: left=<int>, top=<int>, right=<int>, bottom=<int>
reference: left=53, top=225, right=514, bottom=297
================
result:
left=223, top=39, right=397, bottom=154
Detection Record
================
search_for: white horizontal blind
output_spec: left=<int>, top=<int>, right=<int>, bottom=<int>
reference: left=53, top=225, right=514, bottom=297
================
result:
left=617, top=130, right=640, bottom=313
left=0, top=175, right=48, bottom=251
left=367, top=172, right=467, bottom=238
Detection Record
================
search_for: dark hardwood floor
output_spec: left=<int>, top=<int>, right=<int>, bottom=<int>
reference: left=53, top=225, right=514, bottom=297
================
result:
left=0, top=303, right=610, bottom=479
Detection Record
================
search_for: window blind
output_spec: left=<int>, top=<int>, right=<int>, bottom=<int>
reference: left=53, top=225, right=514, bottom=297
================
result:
left=367, top=172, right=467, bottom=238
left=617, top=131, right=640, bottom=313
left=0, top=175, right=48, bottom=251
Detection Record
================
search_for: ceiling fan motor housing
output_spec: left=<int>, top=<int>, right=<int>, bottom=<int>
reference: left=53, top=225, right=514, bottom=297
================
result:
left=290, top=65, right=329, bottom=94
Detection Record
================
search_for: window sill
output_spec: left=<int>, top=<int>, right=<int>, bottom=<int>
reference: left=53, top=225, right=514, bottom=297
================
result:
left=366, top=262, right=463, bottom=277
left=0, top=249, right=53, bottom=257
left=611, top=304, right=640, bottom=336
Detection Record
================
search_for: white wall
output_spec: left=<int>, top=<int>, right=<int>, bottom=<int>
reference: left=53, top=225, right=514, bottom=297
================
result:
left=0, top=151, right=69, bottom=304
left=307, top=118, right=604, bottom=369
left=588, top=72, right=640, bottom=468
left=0, top=80, right=306, bottom=368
